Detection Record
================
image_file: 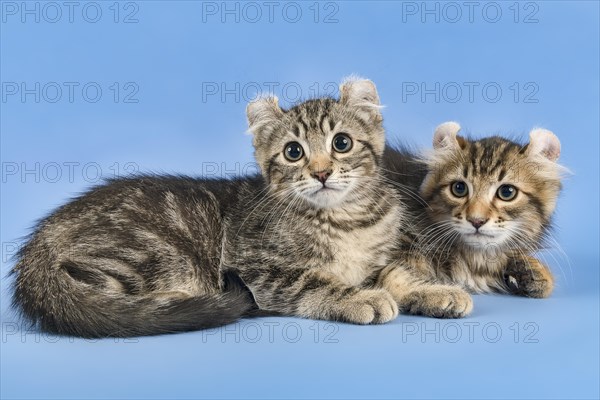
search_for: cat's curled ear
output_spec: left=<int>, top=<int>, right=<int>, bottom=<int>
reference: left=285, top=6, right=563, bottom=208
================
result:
left=433, top=121, right=465, bottom=150
left=339, top=76, right=382, bottom=122
left=527, top=128, right=561, bottom=162
left=246, top=95, right=284, bottom=134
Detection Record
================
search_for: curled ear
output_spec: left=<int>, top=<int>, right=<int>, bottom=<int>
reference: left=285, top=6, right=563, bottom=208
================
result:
left=246, top=96, right=283, bottom=133
left=339, top=76, right=382, bottom=121
left=527, top=128, right=561, bottom=161
left=433, top=121, right=464, bottom=150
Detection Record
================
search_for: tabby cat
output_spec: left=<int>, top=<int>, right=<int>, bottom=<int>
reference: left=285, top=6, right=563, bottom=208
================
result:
left=384, top=122, right=564, bottom=305
left=12, top=78, right=464, bottom=337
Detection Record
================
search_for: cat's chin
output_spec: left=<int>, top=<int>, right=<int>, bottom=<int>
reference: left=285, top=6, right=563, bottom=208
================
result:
left=302, top=186, right=350, bottom=208
left=459, top=231, right=509, bottom=249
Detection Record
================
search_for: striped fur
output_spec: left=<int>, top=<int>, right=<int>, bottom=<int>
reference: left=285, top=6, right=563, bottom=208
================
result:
left=384, top=123, right=565, bottom=299
left=12, top=78, right=433, bottom=337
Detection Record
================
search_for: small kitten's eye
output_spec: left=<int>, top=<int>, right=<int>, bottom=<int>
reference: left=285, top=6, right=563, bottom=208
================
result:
left=332, top=133, right=353, bottom=153
left=284, top=142, right=304, bottom=162
left=450, top=181, right=469, bottom=198
left=497, top=184, right=518, bottom=201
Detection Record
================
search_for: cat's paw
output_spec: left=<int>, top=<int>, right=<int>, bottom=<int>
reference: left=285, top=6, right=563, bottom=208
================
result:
left=400, top=286, right=473, bottom=318
left=504, top=257, right=554, bottom=298
left=337, top=289, right=399, bottom=324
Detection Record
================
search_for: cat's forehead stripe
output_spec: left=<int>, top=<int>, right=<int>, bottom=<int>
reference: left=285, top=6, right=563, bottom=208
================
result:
left=291, top=125, right=301, bottom=138
left=297, top=117, right=309, bottom=137
left=463, top=139, right=522, bottom=178
left=290, top=108, right=340, bottom=139
left=468, top=143, right=479, bottom=175
left=329, top=118, right=336, bottom=132
left=479, top=141, right=496, bottom=172
left=288, top=102, right=331, bottom=137
left=290, top=99, right=333, bottom=130
left=319, top=113, right=328, bottom=134
left=498, top=168, right=507, bottom=181
left=488, top=143, right=512, bottom=176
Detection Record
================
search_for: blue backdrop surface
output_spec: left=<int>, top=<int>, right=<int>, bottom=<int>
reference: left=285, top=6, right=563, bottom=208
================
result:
left=1, top=1, right=598, bottom=399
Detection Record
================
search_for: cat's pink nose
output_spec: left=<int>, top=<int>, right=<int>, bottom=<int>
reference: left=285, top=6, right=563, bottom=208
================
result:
left=312, top=170, right=331, bottom=184
left=468, top=217, right=488, bottom=230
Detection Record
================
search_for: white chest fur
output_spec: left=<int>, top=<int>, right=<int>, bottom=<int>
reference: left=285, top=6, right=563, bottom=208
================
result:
left=449, top=250, right=509, bottom=293
left=317, top=204, right=402, bottom=286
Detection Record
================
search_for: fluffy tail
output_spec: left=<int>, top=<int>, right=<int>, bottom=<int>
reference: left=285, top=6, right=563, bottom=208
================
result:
left=11, top=255, right=257, bottom=338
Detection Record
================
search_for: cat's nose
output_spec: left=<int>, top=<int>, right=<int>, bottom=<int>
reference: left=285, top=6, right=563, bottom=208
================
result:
left=312, top=170, right=331, bottom=184
left=468, top=217, right=488, bottom=230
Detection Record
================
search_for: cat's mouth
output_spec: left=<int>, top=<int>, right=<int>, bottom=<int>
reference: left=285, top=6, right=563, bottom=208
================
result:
left=459, top=229, right=512, bottom=248
left=301, top=182, right=351, bottom=207
left=310, top=185, right=343, bottom=198
left=316, top=185, right=339, bottom=192
left=465, top=231, right=495, bottom=238
left=308, top=181, right=346, bottom=194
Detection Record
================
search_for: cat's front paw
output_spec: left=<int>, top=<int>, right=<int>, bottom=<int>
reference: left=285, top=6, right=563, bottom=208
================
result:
left=337, top=289, right=399, bottom=324
left=400, top=286, right=473, bottom=318
left=504, top=256, right=554, bottom=298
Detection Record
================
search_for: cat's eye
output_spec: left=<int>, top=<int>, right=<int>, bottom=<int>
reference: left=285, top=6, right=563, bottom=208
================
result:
left=332, top=133, right=353, bottom=153
left=497, top=184, right=518, bottom=201
left=450, top=181, right=469, bottom=198
left=284, top=142, right=304, bottom=162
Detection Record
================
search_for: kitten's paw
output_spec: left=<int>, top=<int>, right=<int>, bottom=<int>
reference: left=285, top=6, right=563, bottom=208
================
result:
left=338, top=289, right=399, bottom=324
left=504, top=257, right=554, bottom=298
left=400, top=286, right=473, bottom=318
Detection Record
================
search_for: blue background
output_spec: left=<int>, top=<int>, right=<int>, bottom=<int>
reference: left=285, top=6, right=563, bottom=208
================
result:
left=1, top=1, right=598, bottom=399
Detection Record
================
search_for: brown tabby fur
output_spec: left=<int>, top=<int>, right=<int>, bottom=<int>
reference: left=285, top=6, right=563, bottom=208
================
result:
left=384, top=122, right=564, bottom=305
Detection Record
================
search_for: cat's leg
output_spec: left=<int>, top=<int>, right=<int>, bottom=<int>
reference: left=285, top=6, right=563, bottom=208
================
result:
left=502, top=255, right=554, bottom=298
left=237, top=265, right=398, bottom=324
left=377, top=260, right=473, bottom=318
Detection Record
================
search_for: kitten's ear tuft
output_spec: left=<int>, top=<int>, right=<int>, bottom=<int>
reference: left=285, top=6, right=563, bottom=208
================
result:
left=339, top=77, right=382, bottom=121
left=433, top=121, right=464, bottom=150
left=527, top=128, right=561, bottom=161
left=246, top=96, right=283, bottom=133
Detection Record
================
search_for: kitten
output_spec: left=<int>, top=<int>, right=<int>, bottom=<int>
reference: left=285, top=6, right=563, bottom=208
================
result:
left=384, top=122, right=564, bottom=303
left=13, top=78, right=460, bottom=337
